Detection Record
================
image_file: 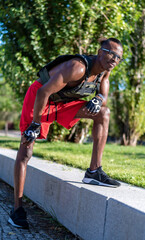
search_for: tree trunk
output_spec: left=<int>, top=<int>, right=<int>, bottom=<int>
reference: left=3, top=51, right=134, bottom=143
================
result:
left=67, top=121, right=91, bottom=143
left=122, top=133, right=129, bottom=146
left=129, top=134, right=139, bottom=146
left=121, top=132, right=139, bottom=146
left=74, top=126, right=87, bottom=144
left=5, top=121, right=8, bottom=136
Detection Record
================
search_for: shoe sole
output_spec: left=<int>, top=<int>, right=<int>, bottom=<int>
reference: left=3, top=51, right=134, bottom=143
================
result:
left=8, top=217, right=29, bottom=229
left=82, top=177, right=120, bottom=188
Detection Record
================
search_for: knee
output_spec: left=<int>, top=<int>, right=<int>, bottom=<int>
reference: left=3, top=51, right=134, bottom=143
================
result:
left=95, top=107, right=110, bottom=123
left=16, top=145, right=33, bottom=165
left=101, top=107, right=110, bottom=121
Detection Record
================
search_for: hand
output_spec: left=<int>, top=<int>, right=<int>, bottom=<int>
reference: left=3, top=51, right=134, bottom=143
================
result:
left=23, top=121, right=41, bottom=143
left=86, top=94, right=104, bottom=114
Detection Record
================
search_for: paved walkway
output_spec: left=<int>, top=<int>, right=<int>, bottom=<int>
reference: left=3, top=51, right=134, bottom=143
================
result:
left=0, top=179, right=79, bottom=240
left=0, top=130, right=21, bottom=138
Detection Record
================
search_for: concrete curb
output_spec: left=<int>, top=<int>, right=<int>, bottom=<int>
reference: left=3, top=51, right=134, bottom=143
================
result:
left=0, top=148, right=145, bottom=240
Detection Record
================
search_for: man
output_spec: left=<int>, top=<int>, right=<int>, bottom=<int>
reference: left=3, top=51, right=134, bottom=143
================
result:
left=8, top=38, right=123, bottom=229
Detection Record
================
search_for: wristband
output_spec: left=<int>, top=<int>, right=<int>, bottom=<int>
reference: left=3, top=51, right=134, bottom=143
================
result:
left=32, top=121, right=41, bottom=126
left=97, top=94, right=105, bottom=100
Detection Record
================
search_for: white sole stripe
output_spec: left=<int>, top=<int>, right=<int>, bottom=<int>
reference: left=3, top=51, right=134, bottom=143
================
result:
left=8, top=217, right=22, bottom=228
left=82, top=177, right=118, bottom=188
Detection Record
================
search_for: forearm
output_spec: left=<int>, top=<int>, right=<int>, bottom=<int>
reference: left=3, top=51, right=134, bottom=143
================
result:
left=33, top=88, right=49, bottom=123
left=100, top=95, right=107, bottom=106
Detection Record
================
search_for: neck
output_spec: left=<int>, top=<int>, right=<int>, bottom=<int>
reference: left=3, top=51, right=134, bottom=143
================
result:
left=91, top=56, right=105, bottom=75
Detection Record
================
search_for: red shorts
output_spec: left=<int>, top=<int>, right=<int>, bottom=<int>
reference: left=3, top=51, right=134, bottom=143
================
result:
left=20, top=81, right=86, bottom=139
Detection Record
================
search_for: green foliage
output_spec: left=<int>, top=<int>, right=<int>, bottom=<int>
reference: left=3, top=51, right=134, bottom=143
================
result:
left=124, top=87, right=145, bottom=135
left=0, top=0, right=144, bottom=143
left=47, top=122, right=70, bottom=142
left=110, top=8, right=145, bottom=145
left=13, top=119, right=21, bottom=130
left=0, top=80, right=21, bottom=122
left=0, top=121, right=5, bottom=130
left=0, top=0, right=142, bottom=98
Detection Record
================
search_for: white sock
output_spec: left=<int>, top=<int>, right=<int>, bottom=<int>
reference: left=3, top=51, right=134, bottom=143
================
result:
left=89, top=169, right=98, bottom=173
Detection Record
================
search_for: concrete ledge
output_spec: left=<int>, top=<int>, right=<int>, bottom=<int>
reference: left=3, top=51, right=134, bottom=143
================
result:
left=104, top=199, right=145, bottom=240
left=0, top=148, right=145, bottom=240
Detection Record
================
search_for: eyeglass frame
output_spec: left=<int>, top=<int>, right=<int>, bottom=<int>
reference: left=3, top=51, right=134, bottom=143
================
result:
left=101, top=48, right=124, bottom=63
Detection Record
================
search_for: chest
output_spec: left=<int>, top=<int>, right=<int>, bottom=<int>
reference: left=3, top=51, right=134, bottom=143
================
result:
left=66, top=74, right=98, bottom=89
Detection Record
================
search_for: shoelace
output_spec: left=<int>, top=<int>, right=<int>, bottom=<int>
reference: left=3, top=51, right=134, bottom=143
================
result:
left=98, top=167, right=110, bottom=181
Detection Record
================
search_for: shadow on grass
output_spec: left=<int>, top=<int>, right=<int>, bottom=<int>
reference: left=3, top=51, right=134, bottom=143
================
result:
left=0, top=139, right=20, bottom=143
left=0, top=139, right=20, bottom=151
left=115, top=152, right=145, bottom=159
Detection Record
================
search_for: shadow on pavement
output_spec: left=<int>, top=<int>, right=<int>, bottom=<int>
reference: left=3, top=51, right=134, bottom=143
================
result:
left=0, top=179, right=80, bottom=240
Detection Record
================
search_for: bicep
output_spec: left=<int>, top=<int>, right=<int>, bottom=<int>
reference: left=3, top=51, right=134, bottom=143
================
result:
left=40, top=72, right=66, bottom=96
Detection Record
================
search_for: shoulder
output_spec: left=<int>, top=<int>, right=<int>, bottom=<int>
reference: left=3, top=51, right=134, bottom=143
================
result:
left=61, top=57, right=86, bottom=81
left=66, top=57, right=86, bottom=73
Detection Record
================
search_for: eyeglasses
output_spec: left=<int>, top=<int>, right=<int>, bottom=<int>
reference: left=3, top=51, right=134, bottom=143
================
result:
left=101, top=48, right=123, bottom=63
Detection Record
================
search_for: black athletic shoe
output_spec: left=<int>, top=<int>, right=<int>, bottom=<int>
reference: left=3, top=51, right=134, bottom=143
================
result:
left=8, top=207, right=29, bottom=229
left=82, top=167, right=121, bottom=187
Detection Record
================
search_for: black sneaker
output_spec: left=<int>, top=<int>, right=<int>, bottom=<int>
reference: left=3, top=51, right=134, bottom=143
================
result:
left=82, top=167, right=121, bottom=187
left=8, top=207, right=29, bottom=229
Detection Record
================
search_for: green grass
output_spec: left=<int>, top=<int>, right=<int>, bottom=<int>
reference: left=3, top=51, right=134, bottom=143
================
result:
left=0, top=136, right=145, bottom=188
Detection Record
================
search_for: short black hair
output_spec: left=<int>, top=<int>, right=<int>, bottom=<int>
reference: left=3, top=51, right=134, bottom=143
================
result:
left=99, top=38, right=123, bottom=49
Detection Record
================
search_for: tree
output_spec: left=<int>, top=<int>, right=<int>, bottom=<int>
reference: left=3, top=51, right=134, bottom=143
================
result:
left=111, top=8, right=145, bottom=146
left=0, top=0, right=144, bottom=143
left=0, top=78, right=21, bottom=135
left=0, top=0, right=140, bottom=97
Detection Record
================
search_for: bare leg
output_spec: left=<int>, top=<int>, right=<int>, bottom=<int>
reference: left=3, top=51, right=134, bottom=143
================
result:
left=14, top=136, right=34, bottom=210
left=75, top=105, right=110, bottom=170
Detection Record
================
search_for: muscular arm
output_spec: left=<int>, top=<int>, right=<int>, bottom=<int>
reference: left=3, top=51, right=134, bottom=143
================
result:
left=98, top=71, right=110, bottom=106
left=33, top=59, right=86, bottom=123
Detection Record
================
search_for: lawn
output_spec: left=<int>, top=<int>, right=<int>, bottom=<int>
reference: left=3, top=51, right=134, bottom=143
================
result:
left=0, top=136, right=145, bottom=188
